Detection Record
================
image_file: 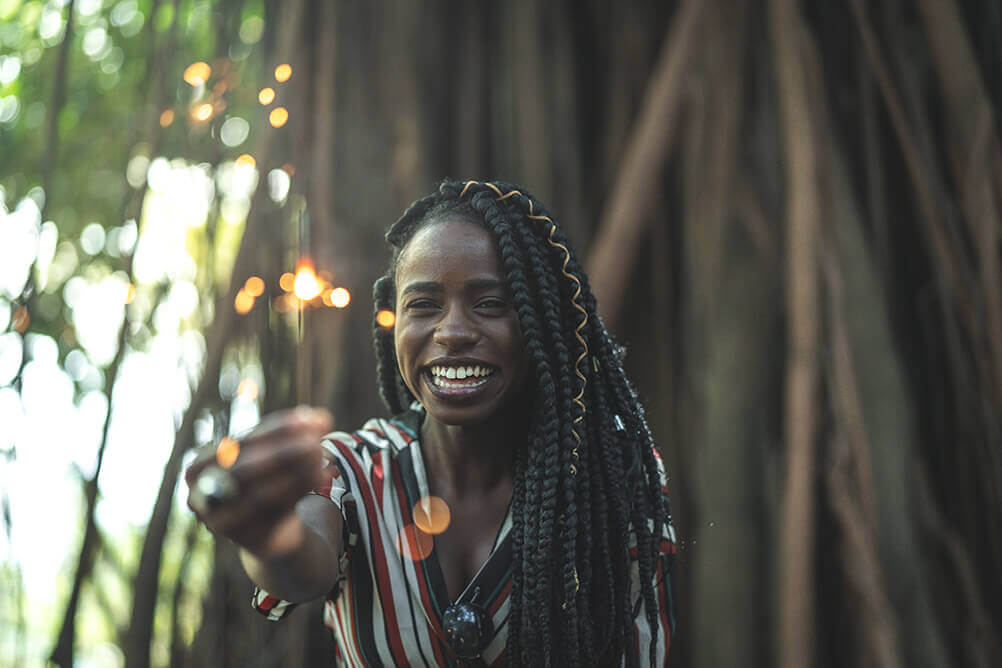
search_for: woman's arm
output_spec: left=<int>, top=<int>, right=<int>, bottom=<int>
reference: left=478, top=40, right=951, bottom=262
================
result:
left=186, top=407, right=344, bottom=602
left=238, top=494, right=344, bottom=602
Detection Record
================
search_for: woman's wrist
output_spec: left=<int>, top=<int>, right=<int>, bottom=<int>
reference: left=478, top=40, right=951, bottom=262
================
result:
left=238, top=511, right=307, bottom=561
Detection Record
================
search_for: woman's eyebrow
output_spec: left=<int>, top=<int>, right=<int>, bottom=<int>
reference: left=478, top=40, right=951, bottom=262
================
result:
left=399, top=281, right=443, bottom=297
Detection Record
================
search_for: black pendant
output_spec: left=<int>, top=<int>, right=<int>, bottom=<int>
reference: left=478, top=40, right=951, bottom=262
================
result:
left=443, top=587, right=492, bottom=659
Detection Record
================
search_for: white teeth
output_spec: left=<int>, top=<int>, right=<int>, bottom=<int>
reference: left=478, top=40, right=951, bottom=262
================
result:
left=432, top=374, right=491, bottom=388
left=429, top=364, right=494, bottom=379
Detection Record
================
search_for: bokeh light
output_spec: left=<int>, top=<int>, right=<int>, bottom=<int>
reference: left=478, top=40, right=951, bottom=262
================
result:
left=124, top=284, right=136, bottom=304
left=269, top=107, right=289, bottom=128
left=193, top=103, right=213, bottom=122
left=216, top=436, right=240, bottom=468
left=12, top=305, right=29, bottom=333
left=236, top=377, right=259, bottom=401
left=220, top=116, right=250, bottom=147
left=267, top=168, right=291, bottom=203
left=239, top=16, right=265, bottom=44
left=376, top=310, right=396, bottom=328
left=234, top=153, right=255, bottom=167
left=279, top=272, right=295, bottom=292
left=258, top=87, right=275, bottom=105
left=274, top=64, right=292, bottom=82
left=329, top=287, right=350, bottom=308
left=80, top=223, right=106, bottom=256
left=413, top=496, right=451, bottom=535
left=243, top=276, right=265, bottom=297
left=183, top=61, right=211, bottom=86
left=293, top=264, right=322, bottom=301
left=395, top=524, right=434, bottom=561
left=234, top=289, right=254, bottom=314
left=159, top=109, right=175, bottom=127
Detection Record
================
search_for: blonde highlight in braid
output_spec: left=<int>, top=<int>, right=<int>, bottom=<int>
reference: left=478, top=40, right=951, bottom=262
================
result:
left=457, top=182, right=591, bottom=450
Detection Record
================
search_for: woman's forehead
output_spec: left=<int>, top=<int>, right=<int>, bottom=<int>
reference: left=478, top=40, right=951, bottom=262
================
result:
left=396, top=219, right=503, bottom=279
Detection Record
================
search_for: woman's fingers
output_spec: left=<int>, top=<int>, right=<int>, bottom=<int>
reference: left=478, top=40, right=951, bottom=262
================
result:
left=184, top=406, right=335, bottom=550
left=238, top=406, right=333, bottom=449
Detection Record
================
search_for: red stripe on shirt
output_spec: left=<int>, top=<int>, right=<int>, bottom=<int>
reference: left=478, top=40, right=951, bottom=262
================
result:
left=390, top=454, right=449, bottom=667
left=332, top=438, right=410, bottom=667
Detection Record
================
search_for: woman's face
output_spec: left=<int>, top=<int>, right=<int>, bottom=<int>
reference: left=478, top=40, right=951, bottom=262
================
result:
left=393, top=218, right=528, bottom=427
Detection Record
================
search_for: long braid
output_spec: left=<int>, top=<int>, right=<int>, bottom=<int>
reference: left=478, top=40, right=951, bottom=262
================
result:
left=371, top=179, right=673, bottom=667
left=373, top=276, right=405, bottom=413
left=469, top=191, right=561, bottom=664
left=507, top=440, right=529, bottom=666
left=508, top=208, right=584, bottom=663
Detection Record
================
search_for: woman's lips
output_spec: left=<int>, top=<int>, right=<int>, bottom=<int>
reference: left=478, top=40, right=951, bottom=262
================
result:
left=423, top=368, right=496, bottom=400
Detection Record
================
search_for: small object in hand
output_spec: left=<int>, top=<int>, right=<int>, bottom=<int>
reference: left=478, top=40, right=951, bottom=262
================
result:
left=190, top=467, right=239, bottom=515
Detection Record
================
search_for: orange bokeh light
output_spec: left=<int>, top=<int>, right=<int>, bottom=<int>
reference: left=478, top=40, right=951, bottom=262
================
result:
left=12, top=306, right=29, bottom=333
left=124, top=283, right=136, bottom=304
left=244, top=276, right=265, bottom=297
left=183, top=61, right=211, bottom=86
left=293, top=264, right=322, bottom=301
left=258, top=87, right=276, bottom=105
left=159, top=109, right=175, bottom=127
left=329, top=287, right=350, bottom=309
left=413, top=496, right=451, bottom=535
left=216, top=436, right=240, bottom=468
left=237, top=377, right=259, bottom=401
left=234, top=289, right=254, bottom=314
left=376, top=310, right=396, bottom=328
left=269, top=107, right=289, bottom=128
left=396, top=524, right=434, bottom=561
left=193, top=103, right=213, bottom=121
left=235, top=153, right=256, bottom=167
left=279, top=272, right=295, bottom=292
left=274, top=64, right=292, bottom=82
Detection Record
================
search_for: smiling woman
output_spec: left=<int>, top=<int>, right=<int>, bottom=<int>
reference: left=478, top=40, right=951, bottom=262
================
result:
left=185, top=179, right=676, bottom=667
left=393, top=220, right=528, bottom=428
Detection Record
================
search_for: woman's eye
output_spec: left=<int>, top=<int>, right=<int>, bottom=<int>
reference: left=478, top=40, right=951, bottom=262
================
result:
left=476, top=297, right=508, bottom=311
left=405, top=299, right=438, bottom=310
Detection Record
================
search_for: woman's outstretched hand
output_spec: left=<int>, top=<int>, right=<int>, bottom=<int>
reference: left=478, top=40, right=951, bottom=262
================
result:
left=185, top=406, right=333, bottom=559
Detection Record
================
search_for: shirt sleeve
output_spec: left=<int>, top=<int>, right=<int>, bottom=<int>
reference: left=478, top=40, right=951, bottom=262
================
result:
left=629, top=446, right=678, bottom=666
left=251, top=433, right=357, bottom=621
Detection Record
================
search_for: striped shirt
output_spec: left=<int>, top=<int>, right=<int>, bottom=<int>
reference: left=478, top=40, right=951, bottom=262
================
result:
left=253, top=405, right=676, bottom=666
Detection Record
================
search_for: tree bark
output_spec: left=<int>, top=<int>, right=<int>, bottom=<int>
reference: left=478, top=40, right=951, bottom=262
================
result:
left=769, top=1, right=821, bottom=666
left=585, top=0, right=704, bottom=328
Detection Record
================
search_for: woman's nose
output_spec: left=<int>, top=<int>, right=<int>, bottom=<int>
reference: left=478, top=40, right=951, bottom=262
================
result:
left=433, top=308, right=479, bottom=350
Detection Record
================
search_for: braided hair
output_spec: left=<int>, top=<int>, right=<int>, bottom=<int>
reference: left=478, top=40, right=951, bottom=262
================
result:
left=372, top=179, right=671, bottom=667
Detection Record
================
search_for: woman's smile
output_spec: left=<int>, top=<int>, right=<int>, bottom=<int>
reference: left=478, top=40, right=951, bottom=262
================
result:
left=424, top=359, right=498, bottom=398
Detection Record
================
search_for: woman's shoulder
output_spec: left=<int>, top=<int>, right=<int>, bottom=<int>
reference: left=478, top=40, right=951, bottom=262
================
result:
left=321, top=404, right=423, bottom=459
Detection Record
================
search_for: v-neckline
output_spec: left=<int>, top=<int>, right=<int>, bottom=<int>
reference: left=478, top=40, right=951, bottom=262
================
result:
left=397, top=419, right=514, bottom=619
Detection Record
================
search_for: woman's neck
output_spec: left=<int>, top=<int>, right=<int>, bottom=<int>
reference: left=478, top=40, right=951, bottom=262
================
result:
left=419, top=410, right=524, bottom=498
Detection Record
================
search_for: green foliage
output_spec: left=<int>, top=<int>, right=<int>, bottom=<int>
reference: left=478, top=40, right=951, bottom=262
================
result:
left=0, top=0, right=290, bottom=664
